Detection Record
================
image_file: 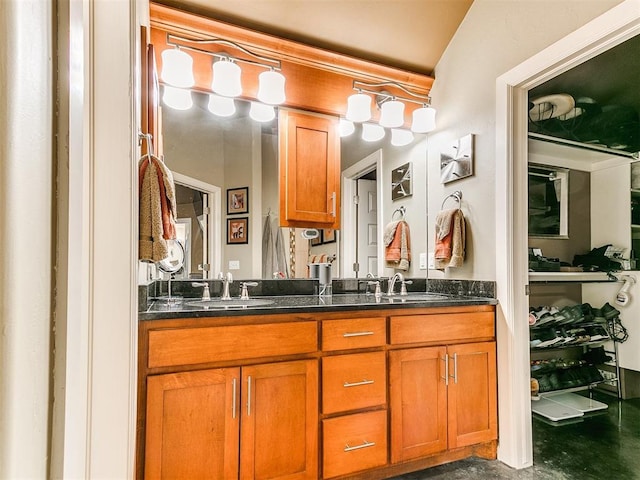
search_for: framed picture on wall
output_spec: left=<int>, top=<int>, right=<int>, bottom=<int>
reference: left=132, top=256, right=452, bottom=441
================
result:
left=322, top=229, right=336, bottom=244
left=227, top=217, right=249, bottom=244
left=391, top=162, right=413, bottom=200
left=227, top=187, right=249, bottom=215
left=440, top=134, right=474, bottom=184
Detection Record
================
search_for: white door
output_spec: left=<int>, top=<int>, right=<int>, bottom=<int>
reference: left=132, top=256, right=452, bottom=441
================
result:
left=357, top=179, right=378, bottom=277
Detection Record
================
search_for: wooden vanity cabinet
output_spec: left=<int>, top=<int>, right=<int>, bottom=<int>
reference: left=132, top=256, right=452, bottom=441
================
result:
left=389, top=311, right=497, bottom=464
left=140, top=319, right=318, bottom=480
left=279, top=109, right=340, bottom=229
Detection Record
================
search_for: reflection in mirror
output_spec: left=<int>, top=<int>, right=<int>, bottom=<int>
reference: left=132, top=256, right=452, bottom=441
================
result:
left=528, top=164, right=569, bottom=237
left=162, top=89, right=428, bottom=280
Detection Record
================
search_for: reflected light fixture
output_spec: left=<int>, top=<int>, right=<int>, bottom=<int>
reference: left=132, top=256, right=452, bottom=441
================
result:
left=207, top=94, right=236, bottom=117
left=162, top=86, right=193, bottom=110
left=391, top=129, right=414, bottom=146
left=379, top=99, right=405, bottom=128
left=362, top=123, right=385, bottom=142
left=339, top=119, right=355, bottom=137
left=212, top=58, right=242, bottom=97
left=161, top=48, right=195, bottom=88
left=346, top=92, right=372, bottom=122
left=249, top=102, right=276, bottom=122
left=411, top=105, right=437, bottom=133
left=257, top=69, right=286, bottom=105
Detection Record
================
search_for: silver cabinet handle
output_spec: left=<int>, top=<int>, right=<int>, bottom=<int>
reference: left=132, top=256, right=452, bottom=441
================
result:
left=247, top=376, right=251, bottom=416
left=344, top=440, right=375, bottom=452
left=343, top=379, right=374, bottom=388
left=232, top=378, right=237, bottom=419
left=441, top=354, right=449, bottom=386
left=451, top=353, right=458, bottom=384
left=342, top=331, right=374, bottom=338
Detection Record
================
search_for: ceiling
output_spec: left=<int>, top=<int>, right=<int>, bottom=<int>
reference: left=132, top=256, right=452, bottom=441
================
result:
left=154, top=0, right=474, bottom=76
left=528, top=33, right=640, bottom=156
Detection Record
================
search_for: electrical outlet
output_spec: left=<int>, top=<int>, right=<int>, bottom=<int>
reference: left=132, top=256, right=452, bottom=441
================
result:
left=428, top=252, right=435, bottom=269
left=229, top=260, right=240, bottom=270
left=419, top=252, right=427, bottom=269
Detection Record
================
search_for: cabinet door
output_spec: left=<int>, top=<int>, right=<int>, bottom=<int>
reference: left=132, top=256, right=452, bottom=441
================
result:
left=389, top=347, right=448, bottom=462
left=447, top=342, right=497, bottom=449
left=240, top=359, right=318, bottom=480
left=145, top=368, right=240, bottom=480
left=279, top=109, right=340, bottom=228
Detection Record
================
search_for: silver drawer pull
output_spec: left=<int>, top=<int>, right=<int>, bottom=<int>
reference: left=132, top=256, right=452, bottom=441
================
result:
left=344, top=440, right=376, bottom=452
left=343, top=379, right=374, bottom=388
left=342, top=331, right=374, bottom=338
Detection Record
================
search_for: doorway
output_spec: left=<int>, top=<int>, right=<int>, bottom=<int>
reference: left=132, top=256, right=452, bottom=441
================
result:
left=495, top=0, right=640, bottom=469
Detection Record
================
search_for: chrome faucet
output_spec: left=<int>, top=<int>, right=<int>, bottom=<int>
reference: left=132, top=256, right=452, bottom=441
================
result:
left=191, top=282, right=211, bottom=301
left=387, top=272, right=405, bottom=296
left=218, top=272, right=233, bottom=300
left=240, top=282, right=258, bottom=300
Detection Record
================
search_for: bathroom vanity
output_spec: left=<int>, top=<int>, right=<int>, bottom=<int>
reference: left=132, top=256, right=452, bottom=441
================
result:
left=137, top=294, right=497, bottom=479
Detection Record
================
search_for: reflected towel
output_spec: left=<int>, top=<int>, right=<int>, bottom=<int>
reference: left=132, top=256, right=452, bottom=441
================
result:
left=262, top=215, right=276, bottom=278
left=274, top=224, right=289, bottom=278
left=384, top=220, right=411, bottom=271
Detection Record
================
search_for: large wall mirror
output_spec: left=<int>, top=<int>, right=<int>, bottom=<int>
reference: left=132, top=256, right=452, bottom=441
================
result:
left=161, top=89, right=428, bottom=280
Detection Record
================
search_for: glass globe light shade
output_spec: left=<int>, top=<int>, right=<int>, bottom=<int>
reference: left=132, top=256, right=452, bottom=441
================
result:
left=212, top=60, right=242, bottom=97
left=346, top=93, right=372, bottom=122
left=391, top=129, right=414, bottom=147
left=207, top=94, right=236, bottom=117
left=362, top=123, right=385, bottom=142
left=411, top=106, right=437, bottom=133
left=162, top=86, right=193, bottom=110
left=160, top=48, right=194, bottom=88
left=379, top=99, right=405, bottom=128
left=249, top=102, right=276, bottom=122
left=339, top=119, right=355, bottom=137
left=257, top=70, right=286, bottom=105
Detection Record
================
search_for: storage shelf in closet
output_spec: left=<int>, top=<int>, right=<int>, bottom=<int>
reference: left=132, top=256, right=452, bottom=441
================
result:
left=529, top=272, right=616, bottom=283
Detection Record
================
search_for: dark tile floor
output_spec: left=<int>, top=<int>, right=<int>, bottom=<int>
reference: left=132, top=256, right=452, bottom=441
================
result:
left=391, top=392, right=640, bottom=479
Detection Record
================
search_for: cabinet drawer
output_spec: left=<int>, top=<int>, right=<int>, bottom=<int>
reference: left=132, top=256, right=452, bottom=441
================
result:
left=148, top=321, right=318, bottom=368
left=322, top=351, right=386, bottom=414
left=390, top=312, right=494, bottom=345
left=322, top=410, right=387, bottom=479
left=322, top=317, right=386, bottom=351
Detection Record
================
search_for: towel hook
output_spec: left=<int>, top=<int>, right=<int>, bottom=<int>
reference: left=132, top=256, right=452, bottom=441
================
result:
left=441, top=191, right=462, bottom=210
left=138, top=132, right=155, bottom=160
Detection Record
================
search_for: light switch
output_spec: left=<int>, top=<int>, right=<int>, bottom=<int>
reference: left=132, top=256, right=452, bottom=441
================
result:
left=419, top=252, right=427, bottom=270
left=229, top=260, right=240, bottom=270
left=428, top=252, right=435, bottom=269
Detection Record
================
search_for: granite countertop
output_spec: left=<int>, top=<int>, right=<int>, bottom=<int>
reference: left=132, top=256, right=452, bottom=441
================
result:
left=139, top=292, right=498, bottom=321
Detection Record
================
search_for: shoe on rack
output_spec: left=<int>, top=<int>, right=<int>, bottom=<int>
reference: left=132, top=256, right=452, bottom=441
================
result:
left=601, top=302, right=621, bottom=320
left=592, top=308, right=606, bottom=324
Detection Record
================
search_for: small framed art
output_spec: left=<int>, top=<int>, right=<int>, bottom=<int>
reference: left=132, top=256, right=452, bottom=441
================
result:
left=227, top=187, right=249, bottom=215
left=227, top=217, right=249, bottom=244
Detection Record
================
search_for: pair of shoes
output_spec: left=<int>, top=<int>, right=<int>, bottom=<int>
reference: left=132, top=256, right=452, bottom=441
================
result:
left=583, top=346, right=612, bottom=365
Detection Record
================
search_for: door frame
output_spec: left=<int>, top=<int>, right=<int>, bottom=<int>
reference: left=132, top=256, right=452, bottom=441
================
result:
left=173, top=172, right=222, bottom=279
left=495, top=0, right=640, bottom=469
left=341, top=150, right=384, bottom=278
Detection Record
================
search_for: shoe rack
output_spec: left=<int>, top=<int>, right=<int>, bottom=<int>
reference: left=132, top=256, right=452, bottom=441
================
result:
left=528, top=277, right=622, bottom=422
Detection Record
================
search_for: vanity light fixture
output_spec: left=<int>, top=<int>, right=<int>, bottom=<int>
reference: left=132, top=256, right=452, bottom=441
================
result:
left=347, top=80, right=435, bottom=132
left=160, top=48, right=195, bottom=88
left=162, top=85, right=193, bottom=110
left=379, top=99, right=405, bottom=128
left=339, top=119, right=355, bottom=137
left=391, top=128, right=414, bottom=146
left=207, top=94, right=236, bottom=117
left=249, top=101, right=276, bottom=122
left=362, top=123, right=385, bottom=142
left=163, top=33, right=286, bottom=104
left=346, top=92, right=372, bottom=122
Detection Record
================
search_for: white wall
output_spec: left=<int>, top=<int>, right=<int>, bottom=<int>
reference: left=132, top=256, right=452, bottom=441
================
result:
left=427, top=0, right=624, bottom=281
left=0, top=1, right=52, bottom=477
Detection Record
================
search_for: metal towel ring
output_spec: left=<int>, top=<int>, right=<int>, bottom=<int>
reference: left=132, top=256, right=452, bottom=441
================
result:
left=441, top=191, right=462, bottom=210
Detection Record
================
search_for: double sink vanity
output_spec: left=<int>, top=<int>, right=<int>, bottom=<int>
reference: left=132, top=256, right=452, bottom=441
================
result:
left=137, top=279, right=497, bottom=479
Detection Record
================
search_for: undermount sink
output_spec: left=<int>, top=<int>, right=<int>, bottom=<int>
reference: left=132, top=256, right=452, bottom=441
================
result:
left=382, top=293, right=450, bottom=303
left=185, top=298, right=275, bottom=309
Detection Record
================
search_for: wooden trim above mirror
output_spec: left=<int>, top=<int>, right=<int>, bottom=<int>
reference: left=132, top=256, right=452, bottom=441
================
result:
left=149, top=2, right=433, bottom=121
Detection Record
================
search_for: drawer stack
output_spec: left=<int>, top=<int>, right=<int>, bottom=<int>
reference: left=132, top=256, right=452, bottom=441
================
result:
left=320, top=317, right=388, bottom=478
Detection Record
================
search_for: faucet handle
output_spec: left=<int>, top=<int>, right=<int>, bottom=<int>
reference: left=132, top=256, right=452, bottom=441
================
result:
left=367, top=280, right=382, bottom=298
left=400, top=280, right=413, bottom=296
left=191, top=282, right=211, bottom=301
left=240, top=281, right=258, bottom=300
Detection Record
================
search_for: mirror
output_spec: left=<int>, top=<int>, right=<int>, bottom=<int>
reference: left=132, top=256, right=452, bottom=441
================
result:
left=528, top=164, right=569, bottom=238
left=161, top=89, right=428, bottom=280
